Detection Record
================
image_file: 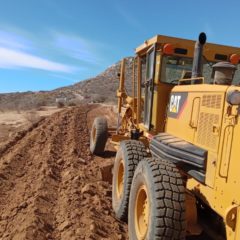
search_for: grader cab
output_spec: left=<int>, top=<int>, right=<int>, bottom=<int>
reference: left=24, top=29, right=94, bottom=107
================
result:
left=90, top=32, right=240, bottom=239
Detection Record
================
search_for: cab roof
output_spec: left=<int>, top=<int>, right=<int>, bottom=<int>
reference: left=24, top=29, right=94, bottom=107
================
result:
left=135, top=34, right=240, bottom=63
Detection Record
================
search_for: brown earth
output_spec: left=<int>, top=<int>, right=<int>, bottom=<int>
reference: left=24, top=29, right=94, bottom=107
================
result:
left=0, top=103, right=213, bottom=240
left=0, top=105, right=127, bottom=240
left=0, top=107, right=61, bottom=148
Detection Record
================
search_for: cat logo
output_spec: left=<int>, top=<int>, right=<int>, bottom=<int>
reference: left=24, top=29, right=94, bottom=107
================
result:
left=170, top=95, right=181, bottom=113
left=168, top=92, right=188, bottom=119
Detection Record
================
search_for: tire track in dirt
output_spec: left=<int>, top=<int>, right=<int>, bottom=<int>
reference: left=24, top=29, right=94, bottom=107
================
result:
left=0, top=110, right=68, bottom=239
left=0, top=106, right=127, bottom=240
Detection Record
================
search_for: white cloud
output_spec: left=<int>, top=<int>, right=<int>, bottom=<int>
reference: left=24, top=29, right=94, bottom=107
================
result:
left=53, top=33, right=102, bottom=65
left=0, top=47, right=75, bottom=73
left=0, top=28, right=33, bottom=52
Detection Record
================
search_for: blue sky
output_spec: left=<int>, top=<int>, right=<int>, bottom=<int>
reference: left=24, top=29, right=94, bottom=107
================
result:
left=0, top=0, right=240, bottom=93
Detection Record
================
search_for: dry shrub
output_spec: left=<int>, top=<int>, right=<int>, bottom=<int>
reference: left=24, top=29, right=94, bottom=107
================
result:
left=37, top=106, right=46, bottom=111
left=67, top=99, right=82, bottom=107
left=92, top=94, right=106, bottom=103
left=23, top=111, right=40, bottom=124
left=57, top=101, right=65, bottom=108
left=67, top=101, right=76, bottom=107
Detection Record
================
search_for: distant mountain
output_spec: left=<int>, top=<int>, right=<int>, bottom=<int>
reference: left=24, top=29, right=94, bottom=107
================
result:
left=0, top=57, right=134, bottom=111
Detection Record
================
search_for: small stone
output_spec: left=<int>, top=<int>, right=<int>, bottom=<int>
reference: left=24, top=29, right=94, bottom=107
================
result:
left=57, top=159, right=64, bottom=165
left=16, top=172, right=25, bottom=178
left=70, top=148, right=77, bottom=155
left=90, top=223, right=96, bottom=232
left=58, top=220, right=71, bottom=231
left=2, top=232, right=10, bottom=238
left=27, top=161, right=33, bottom=166
left=63, top=170, right=71, bottom=178
left=18, top=202, right=28, bottom=210
left=70, top=211, right=79, bottom=220
left=45, top=233, right=52, bottom=239
left=61, top=230, right=75, bottom=239
left=117, top=234, right=123, bottom=240
left=104, top=210, right=109, bottom=215
left=73, top=176, right=80, bottom=182
left=81, top=184, right=95, bottom=196
left=78, top=158, right=86, bottom=164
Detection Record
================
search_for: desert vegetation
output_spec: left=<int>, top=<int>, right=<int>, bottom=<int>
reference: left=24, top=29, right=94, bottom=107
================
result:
left=0, top=57, right=134, bottom=111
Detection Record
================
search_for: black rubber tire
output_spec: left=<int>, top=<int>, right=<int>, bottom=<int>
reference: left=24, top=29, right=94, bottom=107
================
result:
left=129, top=158, right=186, bottom=240
left=90, top=117, right=108, bottom=155
left=112, top=140, right=148, bottom=222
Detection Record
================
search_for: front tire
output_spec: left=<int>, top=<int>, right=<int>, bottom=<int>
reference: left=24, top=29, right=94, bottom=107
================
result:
left=112, top=140, right=148, bottom=221
left=90, top=117, right=108, bottom=155
left=129, top=158, right=186, bottom=240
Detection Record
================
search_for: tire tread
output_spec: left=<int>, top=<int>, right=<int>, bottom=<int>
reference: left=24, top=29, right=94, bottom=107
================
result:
left=112, top=140, right=148, bottom=221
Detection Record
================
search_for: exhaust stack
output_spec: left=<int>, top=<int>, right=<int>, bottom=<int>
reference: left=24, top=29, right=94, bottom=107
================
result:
left=191, top=32, right=207, bottom=78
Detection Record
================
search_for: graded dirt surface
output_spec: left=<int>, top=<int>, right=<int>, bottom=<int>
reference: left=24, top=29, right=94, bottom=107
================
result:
left=0, top=105, right=127, bottom=240
left=0, top=107, right=61, bottom=148
left=0, top=103, right=214, bottom=240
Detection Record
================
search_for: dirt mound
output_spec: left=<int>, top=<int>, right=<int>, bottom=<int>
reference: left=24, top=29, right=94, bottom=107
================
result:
left=0, top=106, right=127, bottom=240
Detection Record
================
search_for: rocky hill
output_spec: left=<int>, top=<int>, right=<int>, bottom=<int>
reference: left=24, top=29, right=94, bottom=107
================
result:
left=0, top=57, right=134, bottom=111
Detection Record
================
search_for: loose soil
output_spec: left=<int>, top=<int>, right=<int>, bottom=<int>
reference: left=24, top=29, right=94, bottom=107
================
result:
left=0, top=105, right=127, bottom=240
left=0, top=104, right=213, bottom=240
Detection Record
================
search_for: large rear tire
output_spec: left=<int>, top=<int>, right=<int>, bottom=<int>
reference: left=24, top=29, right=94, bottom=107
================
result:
left=90, top=117, right=108, bottom=155
left=129, top=158, right=186, bottom=240
left=112, top=140, right=148, bottom=221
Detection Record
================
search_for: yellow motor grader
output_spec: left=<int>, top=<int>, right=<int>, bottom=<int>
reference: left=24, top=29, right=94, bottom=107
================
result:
left=90, top=32, right=240, bottom=240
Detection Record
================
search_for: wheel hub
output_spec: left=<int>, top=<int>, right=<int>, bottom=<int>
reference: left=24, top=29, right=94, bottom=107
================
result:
left=135, top=185, right=149, bottom=239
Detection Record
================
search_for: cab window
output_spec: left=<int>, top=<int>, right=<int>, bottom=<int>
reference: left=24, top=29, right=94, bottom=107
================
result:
left=160, top=55, right=192, bottom=84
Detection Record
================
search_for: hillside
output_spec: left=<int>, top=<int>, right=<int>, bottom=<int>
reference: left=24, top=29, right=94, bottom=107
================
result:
left=0, top=57, right=134, bottom=111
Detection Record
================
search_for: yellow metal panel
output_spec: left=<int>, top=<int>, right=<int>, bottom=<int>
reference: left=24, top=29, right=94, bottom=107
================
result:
left=166, top=89, right=199, bottom=143
left=213, top=86, right=240, bottom=221
left=171, top=84, right=229, bottom=93
left=219, top=125, right=234, bottom=177
left=186, top=86, right=240, bottom=240
left=205, top=152, right=217, bottom=188
left=166, top=84, right=226, bottom=189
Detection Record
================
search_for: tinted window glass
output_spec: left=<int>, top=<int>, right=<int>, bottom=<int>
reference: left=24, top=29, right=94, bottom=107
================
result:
left=161, top=56, right=192, bottom=84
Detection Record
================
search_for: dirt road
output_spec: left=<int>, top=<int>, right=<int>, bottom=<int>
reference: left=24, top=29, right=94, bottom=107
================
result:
left=0, top=105, right=127, bottom=240
left=0, top=104, right=214, bottom=240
